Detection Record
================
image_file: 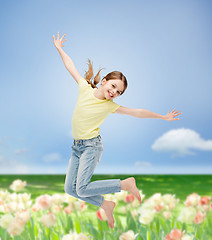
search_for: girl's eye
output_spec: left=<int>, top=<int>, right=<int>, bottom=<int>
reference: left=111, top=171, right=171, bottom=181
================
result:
left=112, top=84, right=115, bottom=88
left=117, top=91, right=120, bottom=94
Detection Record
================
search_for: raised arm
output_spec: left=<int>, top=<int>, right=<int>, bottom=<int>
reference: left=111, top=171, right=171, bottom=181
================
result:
left=114, top=106, right=182, bottom=121
left=53, top=32, right=82, bottom=84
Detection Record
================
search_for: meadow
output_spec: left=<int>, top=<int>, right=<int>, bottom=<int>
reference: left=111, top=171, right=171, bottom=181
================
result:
left=0, top=174, right=211, bottom=240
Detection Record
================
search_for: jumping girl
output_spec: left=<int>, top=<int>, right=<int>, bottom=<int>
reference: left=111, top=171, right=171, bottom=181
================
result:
left=53, top=32, right=182, bottom=229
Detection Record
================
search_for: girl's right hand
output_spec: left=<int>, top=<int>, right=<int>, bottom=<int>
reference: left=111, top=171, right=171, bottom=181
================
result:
left=53, top=32, right=67, bottom=49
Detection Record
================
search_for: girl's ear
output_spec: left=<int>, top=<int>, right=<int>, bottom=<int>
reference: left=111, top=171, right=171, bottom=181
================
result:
left=101, top=78, right=107, bottom=85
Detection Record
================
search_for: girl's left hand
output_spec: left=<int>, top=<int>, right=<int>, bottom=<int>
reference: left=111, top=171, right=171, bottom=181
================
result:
left=164, top=108, right=182, bottom=121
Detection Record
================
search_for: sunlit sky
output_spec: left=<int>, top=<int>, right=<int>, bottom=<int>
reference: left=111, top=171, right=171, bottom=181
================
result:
left=0, top=0, right=212, bottom=174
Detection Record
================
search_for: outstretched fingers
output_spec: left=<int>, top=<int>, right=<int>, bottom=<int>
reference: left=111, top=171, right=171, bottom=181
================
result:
left=61, top=34, right=66, bottom=41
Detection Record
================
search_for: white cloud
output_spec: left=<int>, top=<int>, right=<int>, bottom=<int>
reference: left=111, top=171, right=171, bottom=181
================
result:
left=0, top=159, right=30, bottom=174
left=151, top=128, right=212, bottom=157
left=14, top=148, right=29, bottom=154
left=134, top=161, right=152, bottom=167
left=42, top=152, right=63, bottom=163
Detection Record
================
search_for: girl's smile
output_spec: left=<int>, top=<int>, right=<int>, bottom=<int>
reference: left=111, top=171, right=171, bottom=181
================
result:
left=103, top=79, right=125, bottom=99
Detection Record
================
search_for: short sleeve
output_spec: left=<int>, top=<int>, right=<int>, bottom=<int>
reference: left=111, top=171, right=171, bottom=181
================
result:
left=107, top=100, right=120, bottom=114
left=78, top=77, right=90, bottom=89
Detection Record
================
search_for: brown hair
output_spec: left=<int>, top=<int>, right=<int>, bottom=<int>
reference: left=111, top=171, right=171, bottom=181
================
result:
left=84, top=59, right=127, bottom=95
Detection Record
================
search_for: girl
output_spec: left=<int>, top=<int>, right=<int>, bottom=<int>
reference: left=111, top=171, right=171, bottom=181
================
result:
left=53, top=32, right=182, bottom=229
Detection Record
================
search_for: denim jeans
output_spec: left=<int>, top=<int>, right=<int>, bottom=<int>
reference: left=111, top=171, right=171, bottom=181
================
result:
left=64, top=135, right=122, bottom=207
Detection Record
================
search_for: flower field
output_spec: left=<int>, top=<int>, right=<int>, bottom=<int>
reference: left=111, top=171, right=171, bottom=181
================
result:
left=0, top=175, right=212, bottom=240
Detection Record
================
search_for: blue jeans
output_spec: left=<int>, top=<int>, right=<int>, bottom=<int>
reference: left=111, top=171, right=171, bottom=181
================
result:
left=64, top=135, right=122, bottom=207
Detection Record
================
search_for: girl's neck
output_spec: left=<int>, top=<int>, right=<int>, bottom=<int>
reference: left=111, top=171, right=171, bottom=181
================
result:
left=93, top=86, right=106, bottom=100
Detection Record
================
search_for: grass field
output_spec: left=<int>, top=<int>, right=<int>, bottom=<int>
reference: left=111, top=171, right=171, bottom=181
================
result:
left=1, top=174, right=212, bottom=239
left=0, top=174, right=212, bottom=200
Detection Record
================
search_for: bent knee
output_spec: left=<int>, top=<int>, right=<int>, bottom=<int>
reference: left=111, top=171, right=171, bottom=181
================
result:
left=64, top=184, right=75, bottom=196
left=76, top=187, right=87, bottom=197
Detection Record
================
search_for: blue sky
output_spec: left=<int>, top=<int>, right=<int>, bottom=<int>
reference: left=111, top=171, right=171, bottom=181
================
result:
left=0, top=0, right=212, bottom=174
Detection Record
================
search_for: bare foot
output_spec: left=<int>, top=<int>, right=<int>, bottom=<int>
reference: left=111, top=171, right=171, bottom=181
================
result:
left=100, top=200, right=116, bottom=229
left=121, top=177, right=142, bottom=204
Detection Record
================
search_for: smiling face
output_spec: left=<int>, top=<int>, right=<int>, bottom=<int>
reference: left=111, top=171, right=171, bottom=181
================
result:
left=101, top=78, right=125, bottom=99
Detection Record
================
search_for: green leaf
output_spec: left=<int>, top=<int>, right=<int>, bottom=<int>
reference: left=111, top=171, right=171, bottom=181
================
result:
left=176, top=220, right=182, bottom=230
left=155, top=217, right=160, bottom=235
left=114, top=215, right=123, bottom=232
left=146, top=230, right=151, bottom=240
left=51, top=230, right=60, bottom=240
left=87, top=223, right=99, bottom=239
left=66, top=215, right=74, bottom=233
left=158, top=216, right=167, bottom=230
left=28, top=217, right=35, bottom=239
left=74, top=219, right=81, bottom=234
left=97, top=219, right=103, bottom=231
left=126, top=212, right=136, bottom=231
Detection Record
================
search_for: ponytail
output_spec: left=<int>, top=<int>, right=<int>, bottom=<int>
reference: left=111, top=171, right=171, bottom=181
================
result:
left=84, top=59, right=104, bottom=88
left=84, top=59, right=128, bottom=95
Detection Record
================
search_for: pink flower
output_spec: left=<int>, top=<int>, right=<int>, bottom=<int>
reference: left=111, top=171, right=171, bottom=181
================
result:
left=184, top=193, right=200, bottom=207
left=199, top=196, right=211, bottom=205
left=36, top=194, right=52, bottom=210
left=125, top=194, right=135, bottom=203
left=31, top=203, right=41, bottom=212
left=96, top=208, right=107, bottom=221
left=154, top=204, right=163, bottom=212
left=15, top=209, right=31, bottom=224
left=7, top=217, right=25, bottom=237
left=64, top=206, right=71, bottom=214
left=165, top=229, right=185, bottom=240
left=40, top=212, right=56, bottom=228
left=194, top=210, right=206, bottom=224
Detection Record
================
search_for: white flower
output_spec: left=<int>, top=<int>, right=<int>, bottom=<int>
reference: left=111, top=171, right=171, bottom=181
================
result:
left=62, top=231, right=89, bottom=240
left=119, top=230, right=138, bottom=240
left=77, top=233, right=89, bottom=240
left=0, top=214, right=14, bottom=229
left=73, top=200, right=87, bottom=212
left=40, top=212, right=56, bottom=228
left=184, top=193, right=201, bottom=207
left=138, top=208, right=155, bottom=224
left=150, top=193, right=162, bottom=205
left=62, top=232, right=78, bottom=240
left=141, top=199, right=155, bottom=210
left=8, top=193, right=19, bottom=202
left=20, top=193, right=31, bottom=202
left=0, top=190, right=9, bottom=200
left=163, top=211, right=172, bottom=219
left=162, top=194, right=174, bottom=204
left=178, top=206, right=197, bottom=224
left=36, top=194, right=52, bottom=210
left=0, top=204, right=7, bottom=213
left=7, top=201, right=19, bottom=213
left=64, top=193, right=77, bottom=204
left=7, top=217, right=25, bottom=237
left=105, top=193, right=117, bottom=203
left=15, top=209, right=31, bottom=224
left=9, top=179, right=26, bottom=192
left=182, top=234, right=194, bottom=240
left=115, top=191, right=128, bottom=201
left=52, top=193, right=64, bottom=205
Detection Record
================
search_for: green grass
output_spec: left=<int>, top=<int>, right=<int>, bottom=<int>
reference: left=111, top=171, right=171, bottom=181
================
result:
left=0, top=174, right=212, bottom=200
